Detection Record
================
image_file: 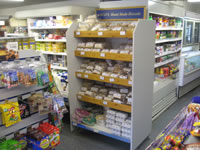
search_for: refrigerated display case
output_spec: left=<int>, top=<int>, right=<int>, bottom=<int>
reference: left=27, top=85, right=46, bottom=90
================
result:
left=178, top=51, right=200, bottom=97
left=184, top=20, right=193, bottom=45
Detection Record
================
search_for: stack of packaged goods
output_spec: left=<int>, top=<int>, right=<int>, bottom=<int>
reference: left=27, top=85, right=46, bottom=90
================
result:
left=106, top=109, right=131, bottom=139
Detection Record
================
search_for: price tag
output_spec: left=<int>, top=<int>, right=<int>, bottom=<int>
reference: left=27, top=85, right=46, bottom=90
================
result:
left=32, top=123, right=39, bottom=129
left=84, top=74, right=88, bottom=78
left=128, top=81, right=132, bottom=85
left=77, top=73, right=82, bottom=77
left=22, top=93, right=31, bottom=99
left=100, top=53, right=105, bottom=57
left=78, top=95, right=82, bottom=99
left=73, top=122, right=77, bottom=126
left=80, top=51, right=85, bottom=55
left=109, top=78, right=115, bottom=82
left=19, top=128, right=27, bottom=134
left=6, top=134, right=14, bottom=140
left=103, top=101, right=108, bottom=105
left=100, top=76, right=104, bottom=80
left=76, top=32, right=80, bottom=35
left=94, top=129, right=99, bottom=133
left=98, top=32, right=103, bottom=36
left=120, top=31, right=126, bottom=35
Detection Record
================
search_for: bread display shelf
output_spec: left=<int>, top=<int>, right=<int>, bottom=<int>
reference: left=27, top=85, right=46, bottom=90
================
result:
left=75, top=50, right=132, bottom=62
left=77, top=95, right=131, bottom=113
left=76, top=72, right=132, bottom=87
left=74, top=31, right=133, bottom=38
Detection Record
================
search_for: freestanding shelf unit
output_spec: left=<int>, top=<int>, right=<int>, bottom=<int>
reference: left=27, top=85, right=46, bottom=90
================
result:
left=67, top=7, right=155, bottom=150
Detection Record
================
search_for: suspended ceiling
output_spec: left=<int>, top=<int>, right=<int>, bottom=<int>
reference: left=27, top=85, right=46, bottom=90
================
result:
left=0, top=0, right=67, bottom=8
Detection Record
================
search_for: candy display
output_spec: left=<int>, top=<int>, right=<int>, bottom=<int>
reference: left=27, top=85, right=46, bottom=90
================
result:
left=77, top=15, right=135, bottom=31
left=18, top=100, right=31, bottom=119
left=147, top=97, right=200, bottom=150
left=27, top=127, right=50, bottom=150
left=0, top=101, right=21, bottom=127
left=0, top=59, right=49, bottom=88
left=38, top=122, right=60, bottom=148
left=78, top=81, right=132, bottom=105
left=0, top=139, right=21, bottom=150
left=0, top=122, right=60, bottom=150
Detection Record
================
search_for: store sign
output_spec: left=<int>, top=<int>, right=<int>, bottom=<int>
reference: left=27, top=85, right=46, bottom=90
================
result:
left=96, top=6, right=146, bottom=21
left=0, top=21, right=5, bottom=26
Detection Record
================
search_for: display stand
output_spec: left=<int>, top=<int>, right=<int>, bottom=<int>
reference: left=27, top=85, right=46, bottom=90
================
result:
left=67, top=7, right=155, bottom=150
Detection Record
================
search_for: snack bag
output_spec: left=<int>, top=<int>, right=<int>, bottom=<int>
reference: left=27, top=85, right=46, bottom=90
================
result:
left=0, top=101, right=21, bottom=127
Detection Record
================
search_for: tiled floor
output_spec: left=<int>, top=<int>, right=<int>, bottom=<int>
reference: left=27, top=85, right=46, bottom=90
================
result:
left=57, top=86, right=200, bottom=150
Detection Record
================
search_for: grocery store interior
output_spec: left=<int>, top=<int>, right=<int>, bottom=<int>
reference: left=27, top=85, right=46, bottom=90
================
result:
left=0, top=0, right=200, bottom=150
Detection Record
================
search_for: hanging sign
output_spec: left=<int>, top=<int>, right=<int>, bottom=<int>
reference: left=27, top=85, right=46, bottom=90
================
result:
left=96, top=6, right=146, bottom=21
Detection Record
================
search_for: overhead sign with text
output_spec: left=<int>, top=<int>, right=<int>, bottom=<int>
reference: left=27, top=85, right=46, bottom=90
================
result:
left=96, top=6, right=146, bottom=21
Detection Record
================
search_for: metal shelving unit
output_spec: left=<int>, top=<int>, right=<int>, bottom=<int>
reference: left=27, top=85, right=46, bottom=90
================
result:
left=149, top=12, right=184, bottom=119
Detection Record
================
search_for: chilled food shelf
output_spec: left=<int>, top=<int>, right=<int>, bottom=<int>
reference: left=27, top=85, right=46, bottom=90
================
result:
left=154, top=57, right=179, bottom=68
left=29, top=26, right=70, bottom=30
left=74, top=31, right=133, bottom=38
left=155, top=38, right=182, bottom=44
left=72, top=122, right=130, bottom=143
left=77, top=95, right=131, bottom=113
left=155, top=49, right=181, bottom=58
left=51, top=66, right=68, bottom=71
left=35, top=39, right=66, bottom=42
left=38, top=50, right=67, bottom=56
left=76, top=72, right=132, bottom=87
left=75, top=50, right=132, bottom=62
left=156, top=27, right=183, bottom=31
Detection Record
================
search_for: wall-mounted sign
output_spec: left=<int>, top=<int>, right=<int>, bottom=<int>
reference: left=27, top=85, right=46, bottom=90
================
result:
left=0, top=21, right=5, bottom=26
left=96, top=6, right=146, bottom=21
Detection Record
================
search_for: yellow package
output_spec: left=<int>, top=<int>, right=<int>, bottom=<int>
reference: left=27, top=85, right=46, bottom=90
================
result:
left=0, top=101, right=21, bottom=127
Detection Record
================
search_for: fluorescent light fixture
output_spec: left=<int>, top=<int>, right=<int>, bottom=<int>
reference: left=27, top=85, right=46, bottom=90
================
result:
left=0, top=0, right=24, bottom=1
left=188, top=0, right=200, bottom=2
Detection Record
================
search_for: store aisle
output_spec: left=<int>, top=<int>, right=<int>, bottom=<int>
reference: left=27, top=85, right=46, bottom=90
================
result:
left=57, top=86, right=200, bottom=150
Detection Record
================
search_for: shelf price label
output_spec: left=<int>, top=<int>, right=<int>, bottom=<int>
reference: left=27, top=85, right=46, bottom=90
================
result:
left=128, top=80, right=132, bottom=85
left=84, top=74, right=88, bottom=78
left=80, top=52, right=85, bottom=55
left=76, top=32, right=80, bottom=35
left=120, top=31, right=126, bottom=35
left=94, top=129, right=99, bottom=133
left=98, top=32, right=103, bottom=36
left=109, top=78, right=115, bottom=82
left=100, top=76, right=104, bottom=80
left=100, top=53, right=105, bottom=57
left=73, top=122, right=77, bottom=126
left=103, top=101, right=108, bottom=105
left=77, top=73, right=82, bottom=77
left=22, top=93, right=31, bottom=100
left=78, top=95, right=82, bottom=99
